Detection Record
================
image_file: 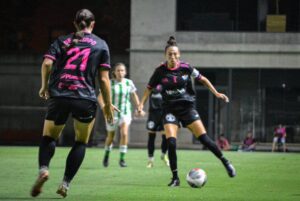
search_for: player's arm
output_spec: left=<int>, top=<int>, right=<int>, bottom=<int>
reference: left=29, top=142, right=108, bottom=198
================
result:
left=131, top=91, right=146, bottom=117
left=39, top=58, right=53, bottom=100
left=98, top=92, right=120, bottom=114
left=131, top=92, right=140, bottom=109
left=199, top=76, right=229, bottom=103
left=138, top=88, right=151, bottom=112
left=98, top=70, right=114, bottom=123
left=284, top=128, right=287, bottom=138
left=97, top=93, right=105, bottom=109
left=139, top=68, right=160, bottom=112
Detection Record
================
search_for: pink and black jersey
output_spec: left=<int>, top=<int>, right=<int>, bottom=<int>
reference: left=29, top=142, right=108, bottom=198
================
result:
left=147, top=61, right=201, bottom=108
left=44, top=32, right=111, bottom=102
left=148, top=85, right=163, bottom=111
left=274, top=127, right=286, bottom=137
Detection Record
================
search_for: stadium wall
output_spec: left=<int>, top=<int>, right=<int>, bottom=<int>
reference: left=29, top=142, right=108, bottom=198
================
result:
left=129, top=0, right=300, bottom=146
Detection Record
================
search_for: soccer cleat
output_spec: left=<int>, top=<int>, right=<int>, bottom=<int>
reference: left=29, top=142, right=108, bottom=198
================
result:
left=56, top=183, right=69, bottom=198
left=103, top=155, right=109, bottom=167
left=168, top=178, right=180, bottom=187
left=146, top=161, right=154, bottom=168
left=224, top=161, right=236, bottom=177
left=161, top=154, right=170, bottom=167
left=119, top=160, right=127, bottom=167
left=30, top=169, right=49, bottom=197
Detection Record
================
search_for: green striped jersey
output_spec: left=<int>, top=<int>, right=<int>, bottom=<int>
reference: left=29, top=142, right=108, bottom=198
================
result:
left=111, top=78, right=137, bottom=118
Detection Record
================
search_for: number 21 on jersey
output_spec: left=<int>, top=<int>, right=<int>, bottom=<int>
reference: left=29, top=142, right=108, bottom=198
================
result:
left=64, top=47, right=91, bottom=71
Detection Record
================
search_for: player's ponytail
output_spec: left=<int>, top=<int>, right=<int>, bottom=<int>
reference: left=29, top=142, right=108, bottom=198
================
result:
left=63, top=9, right=95, bottom=51
left=165, top=36, right=177, bottom=52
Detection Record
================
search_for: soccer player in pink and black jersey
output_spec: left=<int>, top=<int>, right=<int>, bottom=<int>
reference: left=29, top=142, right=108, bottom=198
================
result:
left=139, top=36, right=236, bottom=187
left=30, top=9, right=114, bottom=197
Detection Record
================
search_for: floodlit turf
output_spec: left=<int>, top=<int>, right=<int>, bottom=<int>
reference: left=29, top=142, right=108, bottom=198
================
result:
left=0, top=146, right=300, bottom=201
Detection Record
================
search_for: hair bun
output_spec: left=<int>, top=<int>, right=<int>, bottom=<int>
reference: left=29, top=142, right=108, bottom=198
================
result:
left=167, top=36, right=177, bottom=46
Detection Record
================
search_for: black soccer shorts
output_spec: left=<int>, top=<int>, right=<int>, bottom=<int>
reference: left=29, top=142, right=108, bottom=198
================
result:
left=146, top=110, right=164, bottom=132
left=45, top=97, right=97, bottom=125
left=163, top=106, right=201, bottom=127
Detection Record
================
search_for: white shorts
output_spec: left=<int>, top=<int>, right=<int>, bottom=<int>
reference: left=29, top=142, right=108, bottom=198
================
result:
left=106, top=115, right=132, bottom=131
left=273, top=136, right=286, bottom=144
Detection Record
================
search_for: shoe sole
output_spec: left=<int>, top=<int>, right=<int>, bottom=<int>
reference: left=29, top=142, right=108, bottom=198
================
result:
left=30, top=172, right=49, bottom=197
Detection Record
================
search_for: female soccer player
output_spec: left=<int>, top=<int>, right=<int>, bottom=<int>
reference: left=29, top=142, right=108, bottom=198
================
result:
left=98, top=63, right=144, bottom=167
left=138, top=36, right=236, bottom=187
left=30, top=9, right=115, bottom=197
left=146, top=85, right=169, bottom=168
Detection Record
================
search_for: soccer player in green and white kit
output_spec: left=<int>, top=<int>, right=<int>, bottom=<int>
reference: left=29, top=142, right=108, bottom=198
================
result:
left=98, top=63, right=145, bottom=167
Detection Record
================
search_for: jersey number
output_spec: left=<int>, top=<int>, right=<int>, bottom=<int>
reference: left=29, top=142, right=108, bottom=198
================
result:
left=64, top=47, right=91, bottom=71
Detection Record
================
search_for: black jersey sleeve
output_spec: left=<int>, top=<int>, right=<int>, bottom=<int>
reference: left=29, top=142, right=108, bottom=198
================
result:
left=147, top=69, right=161, bottom=89
left=44, top=39, right=61, bottom=61
left=99, top=42, right=111, bottom=70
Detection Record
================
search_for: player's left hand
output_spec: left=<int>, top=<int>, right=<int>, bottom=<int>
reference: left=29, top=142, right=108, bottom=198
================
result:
left=216, top=93, right=229, bottom=103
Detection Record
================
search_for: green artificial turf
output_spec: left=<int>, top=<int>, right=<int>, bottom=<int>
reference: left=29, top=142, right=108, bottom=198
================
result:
left=0, top=146, right=299, bottom=201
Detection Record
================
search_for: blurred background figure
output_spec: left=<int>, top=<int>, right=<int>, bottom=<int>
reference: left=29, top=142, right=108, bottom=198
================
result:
left=98, top=63, right=145, bottom=168
left=272, top=124, right=287, bottom=152
left=239, top=131, right=256, bottom=152
left=216, top=134, right=230, bottom=151
left=146, top=84, right=169, bottom=168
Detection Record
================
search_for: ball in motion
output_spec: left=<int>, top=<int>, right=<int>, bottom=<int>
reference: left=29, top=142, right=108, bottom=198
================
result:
left=186, top=168, right=207, bottom=188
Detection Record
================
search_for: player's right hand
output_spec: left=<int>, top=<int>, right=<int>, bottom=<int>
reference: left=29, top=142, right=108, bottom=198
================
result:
left=103, top=104, right=114, bottom=124
left=39, top=87, right=49, bottom=100
left=137, top=104, right=144, bottom=113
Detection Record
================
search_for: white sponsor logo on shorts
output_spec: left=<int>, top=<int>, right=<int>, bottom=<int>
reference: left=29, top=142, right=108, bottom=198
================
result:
left=148, top=121, right=155, bottom=129
left=165, top=113, right=175, bottom=122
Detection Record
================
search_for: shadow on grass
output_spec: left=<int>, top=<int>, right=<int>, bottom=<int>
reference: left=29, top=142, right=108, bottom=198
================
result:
left=0, top=197, right=61, bottom=200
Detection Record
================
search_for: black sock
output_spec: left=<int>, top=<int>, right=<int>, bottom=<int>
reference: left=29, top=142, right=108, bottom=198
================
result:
left=148, top=133, right=156, bottom=157
left=198, top=134, right=228, bottom=164
left=38, top=136, right=56, bottom=168
left=161, top=135, right=168, bottom=154
left=167, top=137, right=178, bottom=179
left=64, top=141, right=87, bottom=183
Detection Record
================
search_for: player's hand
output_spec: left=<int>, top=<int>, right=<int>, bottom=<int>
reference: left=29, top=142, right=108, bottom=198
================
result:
left=137, top=104, right=144, bottom=113
left=39, top=87, right=49, bottom=100
left=103, top=104, right=114, bottom=124
left=216, top=93, right=229, bottom=103
left=135, top=109, right=146, bottom=117
left=112, top=104, right=121, bottom=113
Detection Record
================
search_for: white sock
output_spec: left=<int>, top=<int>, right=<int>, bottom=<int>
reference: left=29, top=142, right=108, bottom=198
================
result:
left=105, top=144, right=113, bottom=151
left=148, top=157, right=154, bottom=162
left=119, top=145, right=128, bottom=153
left=39, top=166, right=48, bottom=174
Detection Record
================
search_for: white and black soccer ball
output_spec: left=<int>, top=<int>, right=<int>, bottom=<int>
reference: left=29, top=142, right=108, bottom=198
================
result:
left=186, top=168, right=207, bottom=188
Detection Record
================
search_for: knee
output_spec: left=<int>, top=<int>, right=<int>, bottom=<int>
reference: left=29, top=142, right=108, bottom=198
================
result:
left=167, top=137, right=177, bottom=149
left=120, top=132, right=128, bottom=139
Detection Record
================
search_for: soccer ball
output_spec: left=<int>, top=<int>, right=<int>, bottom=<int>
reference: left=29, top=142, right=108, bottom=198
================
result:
left=186, top=168, right=207, bottom=188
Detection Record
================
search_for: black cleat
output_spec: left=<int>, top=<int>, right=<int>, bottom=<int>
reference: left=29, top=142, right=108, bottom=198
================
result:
left=119, top=160, right=127, bottom=167
left=168, top=178, right=180, bottom=187
left=224, top=161, right=236, bottom=177
left=103, top=155, right=109, bottom=167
